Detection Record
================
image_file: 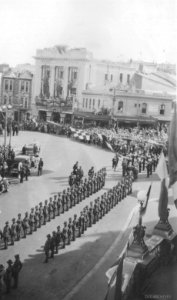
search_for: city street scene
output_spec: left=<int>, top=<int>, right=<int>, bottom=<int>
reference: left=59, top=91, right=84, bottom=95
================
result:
left=0, top=0, right=176, bottom=299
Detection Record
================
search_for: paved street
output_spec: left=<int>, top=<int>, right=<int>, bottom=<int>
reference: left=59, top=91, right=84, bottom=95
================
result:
left=0, top=131, right=176, bottom=300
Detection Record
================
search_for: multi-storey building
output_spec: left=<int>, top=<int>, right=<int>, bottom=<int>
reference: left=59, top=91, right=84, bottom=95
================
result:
left=33, top=45, right=138, bottom=121
left=1, top=70, right=33, bottom=122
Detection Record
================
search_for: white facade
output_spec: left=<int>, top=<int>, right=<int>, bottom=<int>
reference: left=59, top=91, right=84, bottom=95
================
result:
left=33, top=46, right=137, bottom=107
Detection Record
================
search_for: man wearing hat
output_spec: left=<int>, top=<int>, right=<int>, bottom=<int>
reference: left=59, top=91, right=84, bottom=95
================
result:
left=4, top=260, right=13, bottom=293
left=12, top=254, right=23, bottom=289
left=44, top=234, right=51, bottom=263
left=0, top=264, right=5, bottom=296
left=10, top=218, right=16, bottom=245
left=3, top=222, right=10, bottom=249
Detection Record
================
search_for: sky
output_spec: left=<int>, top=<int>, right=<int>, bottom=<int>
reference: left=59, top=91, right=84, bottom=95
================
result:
left=0, top=0, right=176, bottom=66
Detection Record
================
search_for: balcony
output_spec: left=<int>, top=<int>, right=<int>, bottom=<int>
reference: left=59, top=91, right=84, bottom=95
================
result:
left=35, top=96, right=73, bottom=112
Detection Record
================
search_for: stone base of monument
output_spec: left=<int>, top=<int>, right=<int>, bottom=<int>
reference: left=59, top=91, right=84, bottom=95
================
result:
left=126, top=242, right=149, bottom=260
left=153, top=221, right=175, bottom=240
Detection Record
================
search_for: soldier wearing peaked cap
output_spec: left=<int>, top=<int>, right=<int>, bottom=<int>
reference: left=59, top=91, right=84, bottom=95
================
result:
left=22, top=213, right=29, bottom=238
left=44, top=234, right=51, bottom=263
left=68, top=218, right=72, bottom=245
left=57, top=193, right=61, bottom=216
left=10, top=218, right=16, bottom=245
left=4, top=260, right=13, bottom=294
left=50, top=232, right=56, bottom=259
left=38, top=203, right=43, bottom=227
left=43, top=200, right=48, bottom=225
left=12, top=254, right=23, bottom=289
left=56, top=226, right=61, bottom=254
left=3, top=222, right=10, bottom=249
left=62, top=222, right=68, bottom=248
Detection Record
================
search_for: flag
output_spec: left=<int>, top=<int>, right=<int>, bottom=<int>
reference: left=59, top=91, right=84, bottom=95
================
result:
left=156, top=152, right=168, bottom=184
left=158, top=178, right=168, bottom=219
left=140, top=183, right=152, bottom=216
left=156, top=152, right=169, bottom=218
left=105, top=257, right=123, bottom=300
left=106, top=142, right=114, bottom=152
left=168, top=102, right=177, bottom=208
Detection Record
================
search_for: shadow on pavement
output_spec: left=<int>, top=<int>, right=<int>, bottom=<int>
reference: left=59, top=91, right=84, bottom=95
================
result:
left=3, top=230, right=121, bottom=300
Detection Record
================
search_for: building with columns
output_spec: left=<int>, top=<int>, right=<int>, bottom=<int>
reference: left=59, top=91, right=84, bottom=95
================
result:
left=33, top=45, right=138, bottom=122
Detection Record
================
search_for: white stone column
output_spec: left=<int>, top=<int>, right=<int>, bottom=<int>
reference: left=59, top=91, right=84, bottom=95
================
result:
left=50, top=66, right=55, bottom=97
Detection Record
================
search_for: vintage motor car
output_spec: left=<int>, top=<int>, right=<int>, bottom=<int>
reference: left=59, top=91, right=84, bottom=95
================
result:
left=8, top=155, right=31, bottom=177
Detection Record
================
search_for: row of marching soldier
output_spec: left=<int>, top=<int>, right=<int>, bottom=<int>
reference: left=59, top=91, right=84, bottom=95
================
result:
left=43, top=173, right=133, bottom=262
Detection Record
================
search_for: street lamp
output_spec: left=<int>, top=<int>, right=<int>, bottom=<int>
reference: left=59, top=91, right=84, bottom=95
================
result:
left=0, top=105, right=12, bottom=146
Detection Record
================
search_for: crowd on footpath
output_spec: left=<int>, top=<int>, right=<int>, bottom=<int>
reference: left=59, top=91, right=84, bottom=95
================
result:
left=0, top=254, right=22, bottom=296
left=0, top=145, right=16, bottom=193
left=21, top=119, right=168, bottom=155
left=0, top=163, right=106, bottom=250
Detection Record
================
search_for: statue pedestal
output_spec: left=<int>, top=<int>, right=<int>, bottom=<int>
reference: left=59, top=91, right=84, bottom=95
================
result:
left=127, top=242, right=149, bottom=260
left=153, top=221, right=174, bottom=240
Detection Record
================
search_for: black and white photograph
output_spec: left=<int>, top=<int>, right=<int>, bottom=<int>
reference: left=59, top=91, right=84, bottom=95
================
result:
left=0, top=0, right=176, bottom=299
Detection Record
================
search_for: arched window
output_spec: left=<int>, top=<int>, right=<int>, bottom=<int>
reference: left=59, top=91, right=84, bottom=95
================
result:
left=141, top=103, right=147, bottom=114
left=118, top=101, right=123, bottom=112
left=160, top=104, right=165, bottom=115
left=83, top=98, right=85, bottom=108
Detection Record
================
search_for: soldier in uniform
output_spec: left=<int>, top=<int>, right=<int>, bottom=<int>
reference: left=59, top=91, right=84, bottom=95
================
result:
left=72, top=215, right=77, bottom=241
left=50, top=232, right=56, bottom=258
left=39, top=203, right=43, bottom=227
left=62, top=190, right=66, bottom=213
left=4, top=260, right=13, bottom=294
left=10, top=218, right=16, bottom=245
left=34, top=206, right=39, bottom=231
left=48, top=198, right=53, bottom=221
left=56, top=226, right=61, bottom=253
left=44, top=234, right=51, bottom=263
left=62, top=222, right=68, bottom=248
left=29, top=209, right=34, bottom=234
left=3, top=222, right=10, bottom=249
left=53, top=195, right=57, bottom=218
left=57, top=193, right=61, bottom=216
left=22, top=212, right=29, bottom=238
left=16, top=219, right=22, bottom=241
left=43, top=200, right=48, bottom=224
left=68, top=218, right=72, bottom=245
left=12, top=254, right=23, bottom=289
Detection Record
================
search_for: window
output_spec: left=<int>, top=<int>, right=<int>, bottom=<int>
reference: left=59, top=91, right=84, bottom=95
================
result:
left=93, top=99, right=95, bottom=108
left=105, top=74, right=108, bottom=80
left=71, top=88, right=76, bottom=95
left=4, top=80, right=8, bottom=91
left=98, top=99, right=100, bottom=108
left=3, top=96, right=7, bottom=104
left=83, top=98, right=85, bottom=108
left=134, top=103, right=137, bottom=107
left=160, top=104, right=165, bottom=115
left=85, top=98, right=88, bottom=108
left=60, top=71, right=64, bottom=79
left=127, top=74, right=130, bottom=84
left=9, top=96, right=12, bottom=104
left=89, top=98, right=91, bottom=109
left=25, top=97, right=28, bottom=108
left=21, top=80, right=25, bottom=91
left=73, top=71, right=77, bottom=80
left=9, top=80, right=13, bottom=91
left=26, top=81, right=29, bottom=92
left=142, top=103, right=147, bottom=114
left=118, top=101, right=123, bottom=112
left=21, top=97, right=23, bottom=105
left=120, top=73, right=123, bottom=83
left=110, top=74, right=113, bottom=81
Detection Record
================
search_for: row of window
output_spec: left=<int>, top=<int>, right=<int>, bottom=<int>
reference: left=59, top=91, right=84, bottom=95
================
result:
left=3, top=95, right=28, bottom=108
left=82, top=98, right=166, bottom=115
left=4, top=79, right=30, bottom=93
left=104, top=73, right=130, bottom=84
left=83, top=98, right=101, bottom=109
left=42, top=66, right=78, bottom=81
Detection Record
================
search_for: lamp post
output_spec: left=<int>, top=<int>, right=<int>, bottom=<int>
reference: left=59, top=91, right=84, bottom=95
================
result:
left=0, top=105, right=12, bottom=146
